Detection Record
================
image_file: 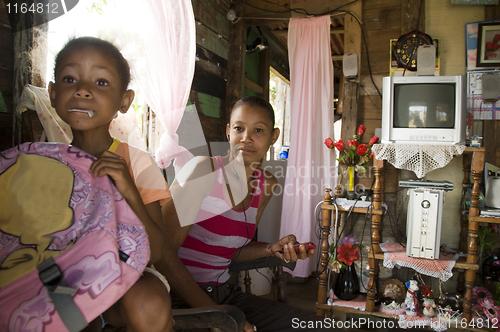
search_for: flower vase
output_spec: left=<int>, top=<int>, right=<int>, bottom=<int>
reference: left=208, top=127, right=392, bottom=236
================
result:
left=347, top=166, right=355, bottom=200
left=333, top=264, right=360, bottom=301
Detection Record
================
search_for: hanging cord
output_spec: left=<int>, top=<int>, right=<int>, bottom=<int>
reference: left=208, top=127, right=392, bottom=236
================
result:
left=359, top=197, right=372, bottom=291
left=326, top=201, right=339, bottom=293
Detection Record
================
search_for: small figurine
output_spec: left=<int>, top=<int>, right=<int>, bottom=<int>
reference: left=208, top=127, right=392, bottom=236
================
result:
left=405, top=280, right=420, bottom=316
left=422, top=285, right=436, bottom=318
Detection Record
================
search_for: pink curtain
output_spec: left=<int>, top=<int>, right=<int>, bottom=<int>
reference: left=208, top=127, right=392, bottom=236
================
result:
left=109, top=0, right=196, bottom=172
left=280, top=16, right=335, bottom=278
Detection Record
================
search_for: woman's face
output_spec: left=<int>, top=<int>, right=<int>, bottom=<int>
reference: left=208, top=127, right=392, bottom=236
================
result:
left=227, top=104, right=279, bottom=167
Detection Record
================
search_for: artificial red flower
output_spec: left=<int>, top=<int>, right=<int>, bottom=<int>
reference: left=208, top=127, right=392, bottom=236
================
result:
left=333, top=139, right=345, bottom=152
left=336, top=242, right=360, bottom=266
left=370, top=152, right=374, bottom=160
left=369, top=135, right=379, bottom=145
left=357, top=124, right=366, bottom=135
left=324, top=137, right=334, bottom=149
left=357, top=144, right=368, bottom=156
left=348, top=140, right=359, bottom=149
left=494, top=34, right=500, bottom=43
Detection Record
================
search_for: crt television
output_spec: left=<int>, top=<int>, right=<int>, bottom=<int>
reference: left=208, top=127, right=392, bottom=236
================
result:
left=381, top=75, right=466, bottom=145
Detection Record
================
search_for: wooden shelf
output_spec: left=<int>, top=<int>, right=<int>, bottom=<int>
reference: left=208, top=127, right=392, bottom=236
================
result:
left=469, top=215, right=500, bottom=224
left=317, top=147, right=489, bottom=325
left=464, top=146, right=485, bottom=153
left=316, top=303, right=489, bottom=331
left=321, top=203, right=384, bottom=215
left=316, top=303, right=399, bottom=319
left=369, top=253, right=478, bottom=270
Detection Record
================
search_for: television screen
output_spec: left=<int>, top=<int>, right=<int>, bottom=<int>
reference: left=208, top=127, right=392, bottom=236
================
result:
left=393, top=83, right=456, bottom=129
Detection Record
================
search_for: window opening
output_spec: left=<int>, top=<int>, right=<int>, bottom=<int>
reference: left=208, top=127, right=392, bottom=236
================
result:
left=269, top=67, right=290, bottom=161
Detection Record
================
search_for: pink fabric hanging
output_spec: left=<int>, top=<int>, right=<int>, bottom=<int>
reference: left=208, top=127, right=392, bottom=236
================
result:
left=280, top=16, right=336, bottom=278
left=109, top=0, right=196, bottom=173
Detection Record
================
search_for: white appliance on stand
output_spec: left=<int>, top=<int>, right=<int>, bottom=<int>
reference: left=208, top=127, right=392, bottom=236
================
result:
left=399, top=180, right=453, bottom=260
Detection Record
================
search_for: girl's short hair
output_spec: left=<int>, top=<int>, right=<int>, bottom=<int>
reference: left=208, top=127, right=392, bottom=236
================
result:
left=53, top=36, right=131, bottom=91
left=231, top=96, right=275, bottom=126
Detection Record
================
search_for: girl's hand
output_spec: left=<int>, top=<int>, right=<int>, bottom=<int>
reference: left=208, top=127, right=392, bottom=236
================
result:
left=268, top=234, right=315, bottom=263
left=89, top=150, right=137, bottom=200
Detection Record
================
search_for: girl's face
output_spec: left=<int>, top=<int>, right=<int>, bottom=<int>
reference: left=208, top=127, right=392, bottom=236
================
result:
left=48, top=45, right=134, bottom=133
left=226, top=104, right=279, bottom=166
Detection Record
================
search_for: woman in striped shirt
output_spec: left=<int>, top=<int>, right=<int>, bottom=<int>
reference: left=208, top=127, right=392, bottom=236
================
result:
left=157, top=96, right=338, bottom=332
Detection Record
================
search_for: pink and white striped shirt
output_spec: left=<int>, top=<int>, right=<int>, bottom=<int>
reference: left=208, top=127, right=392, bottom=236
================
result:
left=179, top=156, right=264, bottom=285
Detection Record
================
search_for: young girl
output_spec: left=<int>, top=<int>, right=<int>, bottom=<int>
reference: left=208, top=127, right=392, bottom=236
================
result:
left=48, top=36, right=173, bottom=332
left=156, top=96, right=340, bottom=332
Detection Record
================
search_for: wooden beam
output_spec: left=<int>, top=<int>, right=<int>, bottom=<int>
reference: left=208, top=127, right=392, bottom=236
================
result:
left=193, top=66, right=227, bottom=99
left=225, top=0, right=246, bottom=120
left=343, top=0, right=362, bottom=84
left=401, top=0, right=425, bottom=33
left=259, top=48, right=270, bottom=100
left=244, top=77, right=264, bottom=95
left=270, top=57, right=289, bottom=82
left=340, top=82, right=359, bottom=145
left=258, top=25, right=288, bottom=56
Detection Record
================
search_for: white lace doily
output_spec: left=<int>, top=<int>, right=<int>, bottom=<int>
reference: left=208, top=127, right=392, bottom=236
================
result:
left=372, top=144, right=466, bottom=178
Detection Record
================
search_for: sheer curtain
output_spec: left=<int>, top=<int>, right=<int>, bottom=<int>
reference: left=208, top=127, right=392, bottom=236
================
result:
left=109, top=0, right=196, bottom=173
left=280, top=16, right=335, bottom=278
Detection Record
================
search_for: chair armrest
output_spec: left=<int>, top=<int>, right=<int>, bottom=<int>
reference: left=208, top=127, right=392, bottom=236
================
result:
left=172, top=305, right=245, bottom=332
left=228, top=256, right=296, bottom=272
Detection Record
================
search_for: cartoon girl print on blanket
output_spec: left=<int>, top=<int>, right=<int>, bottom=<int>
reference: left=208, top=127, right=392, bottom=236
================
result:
left=0, top=143, right=149, bottom=332
left=0, top=153, right=75, bottom=287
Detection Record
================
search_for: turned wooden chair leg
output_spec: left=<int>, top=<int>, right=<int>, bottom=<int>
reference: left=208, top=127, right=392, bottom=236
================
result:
left=276, top=266, right=288, bottom=303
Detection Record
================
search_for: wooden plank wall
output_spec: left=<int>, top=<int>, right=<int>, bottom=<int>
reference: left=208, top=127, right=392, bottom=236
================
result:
left=190, top=0, right=231, bottom=144
left=357, top=0, right=402, bottom=199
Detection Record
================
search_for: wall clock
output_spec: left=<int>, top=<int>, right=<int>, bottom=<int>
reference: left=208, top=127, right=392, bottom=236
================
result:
left=393, top=31, right=434, bottom=71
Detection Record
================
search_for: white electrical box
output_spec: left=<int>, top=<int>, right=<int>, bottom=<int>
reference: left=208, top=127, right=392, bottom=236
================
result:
left=406, top=188, right=444, bottom=259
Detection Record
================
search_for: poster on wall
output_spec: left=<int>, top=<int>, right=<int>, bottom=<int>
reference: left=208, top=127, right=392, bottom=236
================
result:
left=466, top=20, right=500, bottom=71
left=468, top=70, right=500, bottom=120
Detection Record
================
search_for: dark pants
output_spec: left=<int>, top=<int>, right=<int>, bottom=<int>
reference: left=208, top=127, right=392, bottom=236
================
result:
left=173, top=283, right=343, bottom=332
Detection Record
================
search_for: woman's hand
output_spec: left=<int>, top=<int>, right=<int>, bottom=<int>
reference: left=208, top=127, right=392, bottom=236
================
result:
left=268, top=234, right=315, bottom=263
left=89, top=150, right=137, bottom=201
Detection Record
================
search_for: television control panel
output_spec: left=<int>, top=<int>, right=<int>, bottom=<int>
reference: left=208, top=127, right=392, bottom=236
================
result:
left=409, top=135, right=455, bottom=142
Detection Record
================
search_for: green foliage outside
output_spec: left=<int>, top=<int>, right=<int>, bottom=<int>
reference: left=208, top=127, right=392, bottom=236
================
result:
left=87, top=0, right=107, bottom=15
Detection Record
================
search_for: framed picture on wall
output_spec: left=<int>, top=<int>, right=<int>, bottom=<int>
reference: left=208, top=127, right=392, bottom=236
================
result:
left=477, top=22, right=500, bottom=67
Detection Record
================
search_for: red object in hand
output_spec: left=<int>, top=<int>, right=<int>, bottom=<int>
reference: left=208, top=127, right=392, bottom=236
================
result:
left=293, top=242, right=316, bottom=253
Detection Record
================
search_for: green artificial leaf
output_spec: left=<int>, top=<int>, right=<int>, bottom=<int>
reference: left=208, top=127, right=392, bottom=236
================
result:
left=479, top=226, right=497, bottom=250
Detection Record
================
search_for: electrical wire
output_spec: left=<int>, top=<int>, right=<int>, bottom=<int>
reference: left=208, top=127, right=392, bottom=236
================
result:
left=214, top=159, right=252, bottom=302
left=240, top=0, right=360, bottom=17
